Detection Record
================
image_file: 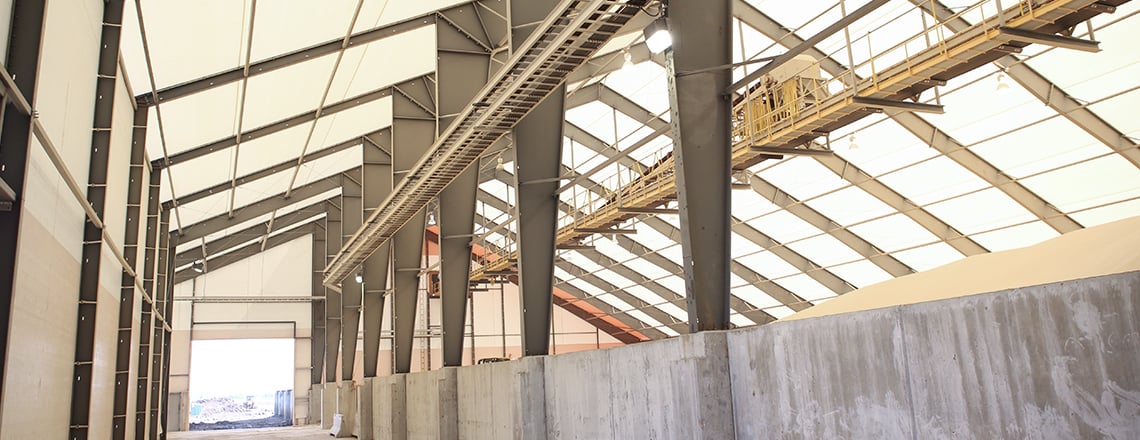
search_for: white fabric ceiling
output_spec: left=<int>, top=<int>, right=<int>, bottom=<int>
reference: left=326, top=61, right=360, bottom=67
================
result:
left=123, top=0, right=1140, bottom=338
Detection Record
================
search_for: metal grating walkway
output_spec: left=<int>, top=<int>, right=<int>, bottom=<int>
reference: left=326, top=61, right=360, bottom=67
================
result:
left=324, top=0, right=647, bottom=287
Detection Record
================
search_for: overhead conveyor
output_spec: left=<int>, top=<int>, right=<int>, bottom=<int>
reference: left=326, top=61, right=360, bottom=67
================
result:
left=323, top=0, right=648, bottom=288
left=469, top=0, right=1127, bottom=281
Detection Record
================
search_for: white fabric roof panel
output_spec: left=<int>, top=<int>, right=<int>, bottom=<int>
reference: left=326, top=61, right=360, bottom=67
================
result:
left=126, top=0, right=1140, bottom=337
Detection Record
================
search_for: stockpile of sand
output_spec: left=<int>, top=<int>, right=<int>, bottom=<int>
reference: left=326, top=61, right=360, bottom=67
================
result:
left=190, top=397, right=273, bottom=424
left=787, top=215, right=1140, bottom=321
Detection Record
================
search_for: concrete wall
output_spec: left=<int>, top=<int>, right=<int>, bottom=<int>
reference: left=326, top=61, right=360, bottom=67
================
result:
left=406, top=367, right=459, bottom=440
left=371, top=374, right=407, bottom=439
left=359, top=270, right=1139, bottom=440
left=0, top=1, right=144, bottom=438
left=729, top=270, right=1140, bottom=440
left=545, top=331, right=734, bottom=440
left=456, top=357, right=545, bottom=440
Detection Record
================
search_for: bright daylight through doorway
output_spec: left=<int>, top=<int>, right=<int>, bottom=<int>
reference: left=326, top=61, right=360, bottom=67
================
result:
left=187, top=339, right=295, bottom=431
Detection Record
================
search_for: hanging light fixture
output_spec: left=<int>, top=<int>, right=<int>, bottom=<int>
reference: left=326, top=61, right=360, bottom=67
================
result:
left=622, top=49, right=634, bottom=70
left=643, top=17, right=672, bottom=54
left=495, top=156, right=506, bottom=172
left=428, top=212, right=436, bottom=225
left=191, top=260, right=205, bottom=273
left=354, top=273, right=363, bottom=283
left=848, top=134, right=859, bottom=150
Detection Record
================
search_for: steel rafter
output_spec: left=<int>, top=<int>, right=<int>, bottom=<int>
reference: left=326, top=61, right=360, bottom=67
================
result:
left=169, top=134, right=365, bottom=208
left=173, top=222, right=317, bottom=282
left=475, top=194, right=689, bottom=334
left=175, top=173, right=344, bottom=243
left=174, top=199, right=332, bottom=266
left=727, top=0, right=989, bottom=256
left=912, top=0, right=1140, bottom=169
left=152, top=86, right=395, bottom=171
left=746, top=177, right=914, bottom=277
left=324, top=0, right=649, bottom=287
left=135, top=6, right=452, bottom=106
left=590, top=84, right=857, bottom=299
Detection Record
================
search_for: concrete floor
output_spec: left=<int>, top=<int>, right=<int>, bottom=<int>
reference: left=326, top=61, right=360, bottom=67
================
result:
left=169, top=425, right=328, bottom=439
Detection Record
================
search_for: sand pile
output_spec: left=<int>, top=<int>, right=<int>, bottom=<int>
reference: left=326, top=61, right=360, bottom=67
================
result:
left=788, top=215, right=1140, bottom=320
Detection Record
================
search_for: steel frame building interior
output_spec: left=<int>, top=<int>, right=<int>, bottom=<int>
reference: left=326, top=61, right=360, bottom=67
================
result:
left=0, top=0, right=1138, bottom=438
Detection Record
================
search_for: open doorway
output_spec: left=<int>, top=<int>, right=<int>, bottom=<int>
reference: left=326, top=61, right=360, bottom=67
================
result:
left=188, top=338, right=295, bottom=431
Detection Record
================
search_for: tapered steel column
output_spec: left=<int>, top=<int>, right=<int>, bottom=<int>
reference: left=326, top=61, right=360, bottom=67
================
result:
left=665, top=0, right=733, bottom=331
left=436, top=0, right=506, bottom=367
left=0, top=0, right=47, bottom=406
left=362, top=132, right=391, bottom=377
left=391, top=78, right=436, bottom=374
left=511, top=0, right=564, bottom=356
left=340, top=169, right=363, bottom=381
left=323, top=201, right=342, bottom=383
left=310, top=221, right=326, bottom=386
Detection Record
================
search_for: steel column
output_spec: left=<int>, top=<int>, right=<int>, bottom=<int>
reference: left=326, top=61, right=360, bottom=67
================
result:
left=157, top=239, right=176, bottom=440
left=663, top=0, right=733, bottom=331
left=436, top=0, right=504, bottom=367
left=149, top=209, right=171, bottom=439
left=391, top=77, right=436, bottom=374
left=156, top=232, right=175, bottom=437
left=310, top=221, right=327, bottom=386
left=135, top=169, right=161, bottom=439
left=323, top=201, right=342, bottom=383
left=362, top=131, right=391, bottom=377
left=339, top=169, right=363, bottom=381
left=112, top=106, right=148, bottom=439
left=0, top=0, right=46, bottom=407
left=71, top=1, right=127, bottom=436
left=510, top=0, right=564, bottom=356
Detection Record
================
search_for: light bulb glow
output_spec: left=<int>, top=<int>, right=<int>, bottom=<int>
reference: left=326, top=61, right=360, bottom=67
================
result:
left=646, top=30, right=672, bottom=53
left=355, top=274, right=363, bottom=283
left=622, top=50, right=633, bottom=69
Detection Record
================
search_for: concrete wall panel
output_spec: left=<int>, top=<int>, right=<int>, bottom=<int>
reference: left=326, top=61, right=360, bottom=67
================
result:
left=457, top=356, right=546, bottom=440
left=543, top=345, right=613, bottom=440
left=406, top=367, right=458, bottom=440
left=903, top=272, right=1140, bottom=439
left=372, top=374, right=407, bottom=440
left=728, top=306, right=913, bottom=439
